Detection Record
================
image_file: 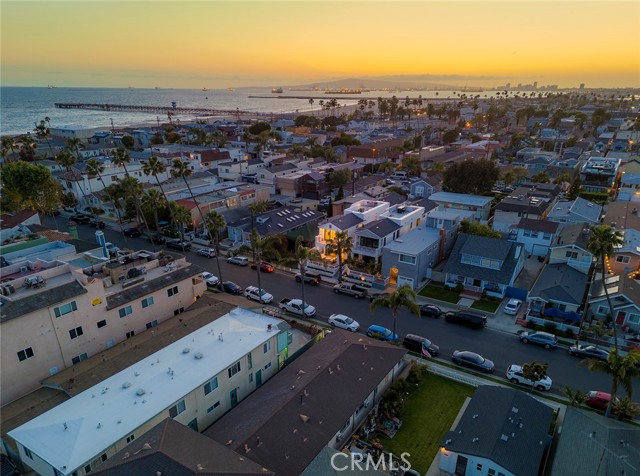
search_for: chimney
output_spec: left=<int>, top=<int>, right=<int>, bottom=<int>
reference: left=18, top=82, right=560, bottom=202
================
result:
left=438, top=227, right=447, bottom=262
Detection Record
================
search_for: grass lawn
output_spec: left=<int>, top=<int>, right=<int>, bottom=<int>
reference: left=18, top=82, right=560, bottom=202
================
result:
left=471, top=299, right=502, bottom=313
left=418, top=284, right=460, bottom=303
left=382, top=373, right=474, bottom=474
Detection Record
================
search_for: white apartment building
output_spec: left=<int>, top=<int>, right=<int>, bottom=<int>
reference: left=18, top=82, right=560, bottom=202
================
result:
left=8, top=308, right=288, bottom=476
left=0, top=250, right=206, bottom=404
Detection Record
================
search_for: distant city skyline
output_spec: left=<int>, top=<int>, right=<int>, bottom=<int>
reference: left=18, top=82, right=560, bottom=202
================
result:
left=1, top=1, right=639, bottom=90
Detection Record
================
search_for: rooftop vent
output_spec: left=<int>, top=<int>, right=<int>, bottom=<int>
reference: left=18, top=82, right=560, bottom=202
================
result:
left=194, top=352, right=203, bottom=359
left=511, top=406, right=519, bottom=414
left=182, top=348, right=191, bottom=354
left=136, top=388, right=146, bottom=396
left=500, top=434, right=509, bottom=442
left=122, top=382, right=132, bottom=389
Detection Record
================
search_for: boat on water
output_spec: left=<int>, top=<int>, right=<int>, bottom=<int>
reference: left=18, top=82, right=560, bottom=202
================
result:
left=47, top=85, right=56, bottom=89
left=202, top=87, right=209, bottom=91
left=227, top=87, right=235, bottom=92
left=272, top=87, right=283, bottom=94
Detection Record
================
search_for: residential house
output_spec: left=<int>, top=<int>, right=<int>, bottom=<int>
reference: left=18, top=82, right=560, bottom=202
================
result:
left=492, top=185, right=559, bottom=233
left=443, top=234, right=525, bottom=298
left=349, top=138, right=404, bottom=166
left=92, top=418, right=273, bottom=476
left=0, top=249, right=207, bottom=404
left=197, top=149, right=232, bottom=171
left=617, top=157, right=640, bottom=201
left=381, top=226, right=442, bottom=289
left=217, top=158, right=265, bottom=182
left=8, top=307, right=290, bottom=476
left=602, top=201, right=640, bottom=230
left=548, top=223, right=593, bottom=274
left=429, top=192, right=493, bottom=224
left=353, top=219, right=401, bottom=262
left=439, top=386, right=553, bottom=476
left=509, top=218, right=559, bottom=257
left=204, top=330, right=408, bottom=476
left=550, top=407, right=640, bottom=476
left=409, top=178, right=439, bottom=199
left=547, top=157, right=582, bottom=180
left=609, top=229, right=640, bottom=275
left=579, top=156, right=622, bottom=194
left=547, top=197, right=602, bottom=226
left=587, top=274, right=640, bottom=332
left=257, top=163, right=299, bottom=193
left=275, top=169, right=310, bottom=197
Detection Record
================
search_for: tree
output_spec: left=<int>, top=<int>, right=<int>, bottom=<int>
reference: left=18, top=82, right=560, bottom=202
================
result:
left=325, top=231, right=353, bottom=282
left=563, top=387, right=586, bottom=407
left=121, top=135, right=135, bottom=149
left=171, top=159, right=208, bottom=237
left=18, top=134, right=37, bottom=161
left=370, top=285, right=420, bottom=344
left=521, top=361, right=549, bottom=390
left=34, top=119, right=54, bottom=157
left=531, top=171, right=550, bottom=183
left=246, top=229, right=281, bottom=305
left=117, top=175, right=145, bottom=224
left=587, top=225, right=625, bottom=352
left=459, top=219, right=502, bottom=239
left=1, top=136, right=17, bottom=162
left=142, top=156, right=171, bottom=225
left=443, top=158, right=499, bottom=195
left=248, top=122, right=271, bottom=136
left=328, top=168, right=351, bottom=191
left=55, top=150, right=91, bottom=209
left=567, top=176, right=582, bottom=200
left=169, top=202, right=191, bottom=242
left=612, top=397, right=640, bottom=421
left=442, top=128, right=461, bottom=144
left=141, top=189, right=166, bottom=234
left=248, top=200, right=270, bottom=234
left=335, top=186, right=344, bottom=201
left=400, top=156, right=421, bottom=177
left=111, top=148, right=132, bottom=176
left=581, top=349, right=640, bottom=417
left=0, top=161, right=62, bottom=215
left=280, top=236, right=322, bottom=319
left=204, top=210, right=226, bottom=291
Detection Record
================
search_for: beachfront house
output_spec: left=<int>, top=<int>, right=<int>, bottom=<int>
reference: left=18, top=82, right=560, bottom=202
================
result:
left=428, top=192, right=493, bottom=224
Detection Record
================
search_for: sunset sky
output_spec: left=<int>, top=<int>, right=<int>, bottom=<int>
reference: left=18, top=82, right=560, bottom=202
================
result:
left=1, top=1, right=639, bottom=89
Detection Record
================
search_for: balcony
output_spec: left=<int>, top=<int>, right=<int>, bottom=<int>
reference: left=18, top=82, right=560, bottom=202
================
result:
left=353, top=244, right=381, bottom=259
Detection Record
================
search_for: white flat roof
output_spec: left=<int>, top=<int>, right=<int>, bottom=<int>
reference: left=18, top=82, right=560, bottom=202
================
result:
left=384, top=227, right=441, bottom=254
left=429, top=191, right=493, bottom=207
left=8, top=307, right=284, bottom=475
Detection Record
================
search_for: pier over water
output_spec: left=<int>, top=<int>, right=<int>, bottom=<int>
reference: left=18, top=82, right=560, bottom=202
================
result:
left=54, top=102, right=271, bottom=117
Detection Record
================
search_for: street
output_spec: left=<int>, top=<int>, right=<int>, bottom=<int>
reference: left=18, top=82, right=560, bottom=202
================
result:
left=55, top=217, right=639, bottom=401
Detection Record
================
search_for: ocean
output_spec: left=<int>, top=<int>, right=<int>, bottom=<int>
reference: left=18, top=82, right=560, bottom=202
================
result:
left=1, top=86, right=507, bottom=137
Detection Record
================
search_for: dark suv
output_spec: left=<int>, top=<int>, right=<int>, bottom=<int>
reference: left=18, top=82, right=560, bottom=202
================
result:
left=444, top=310, right=487, bottom=329
left=295, top=272, right=322, bottom=285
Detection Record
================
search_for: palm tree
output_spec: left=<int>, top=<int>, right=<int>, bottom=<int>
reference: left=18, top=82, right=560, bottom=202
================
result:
left=18, top=134, right=37, bottom=161
left=171, top=159, right=206, bottom=233
left=141, top=189, right=166, bottom=234
left=370, top=284, right=420, bottom=343
left=324, top=231, right=353, bottom=282
left=587, top=225, right=624, bottom=350
left=66, top=138, right=83, bottom=162
left=246, top=229, right=281, bottom=306
left=34, top=119, right=54, bottom=157
left=563, top=387, right=586, bottom=407
left=580, top=349, right=640, bottom=417
left=169, top=202, right=191, bottom=242
left=248, top=199, right=269, bottom=232
left=281, top=236, right=322, bottom=317
left=111, top=147, right=132, bottom=177
left=55, top=150, right=91, bottom=210
left=204, top=210, right=226, bottom=290
left=1, top=136, right=17, bottom=162
left=142, top=155, right=171, bottom=222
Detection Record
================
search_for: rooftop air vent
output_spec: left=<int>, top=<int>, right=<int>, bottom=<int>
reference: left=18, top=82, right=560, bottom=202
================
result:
left=182, top=348, right=191, bottom=354
left=194, top=352, right=204, bottom=359
left=500, top=434, right=509, bottom=442
left=136, top=388, right=146, bottom=396
left=122, top=382, right=132, bottom=389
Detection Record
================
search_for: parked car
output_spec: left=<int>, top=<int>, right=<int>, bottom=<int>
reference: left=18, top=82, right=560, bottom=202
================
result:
left=568, top=344, right=609, bottom=361
left=295, top=272, right=321, bottom=285
left=244, top=286, right=273, bottom=304
left=333, top=282, right=368, bottom=299
left=202, top=272, right=219, bottom=287
left=506, top=364, right=552, bottom=390
left=69, top=214, right=91, bottom=224
left=146, top=233, right=166, bottom=244
left=369, top=292, right=390, bottom=304
left=222, top=281, right=242, bottom=295
left=166, top=239, right=192, bottom=251
left=584, top=391, right=633, bottom=419
left=124, top=227, right=142, bottom=237
left=519, top=331, right=558, bottom=349
left=366, top=325, right=398, bottom=342
left=197, top=247, right=217, bottom=258
left=402, top=334, right=439, bottom=358
left=227, top=256, right=249, bottom=266
left=420, top=305, right=442, bottom=319
left=444, top=310, right=487, bottom=329
left=503, top=299, right=522, bottom=315
left=451, top=350, right=494, bottom=373
left=251, top=261, right=275, bottom=272
left=88, top=219, right=106, bottom=229
left=328, top=314, right=360, bottom=332
left=279, top=298, right=316, bottom=317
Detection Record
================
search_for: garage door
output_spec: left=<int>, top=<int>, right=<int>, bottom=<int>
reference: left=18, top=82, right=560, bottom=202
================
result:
left=397, top=276, right=415, bottom=289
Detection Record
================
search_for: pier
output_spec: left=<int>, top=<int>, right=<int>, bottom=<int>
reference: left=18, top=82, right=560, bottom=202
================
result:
left=54, top=103, right=271, bottom=117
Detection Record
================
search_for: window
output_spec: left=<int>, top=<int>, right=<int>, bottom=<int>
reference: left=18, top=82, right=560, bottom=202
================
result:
left=167, top=286, right=179, bottom=297
left=126, top=434, right=135, bottom=443
left=23, top=447, right=33, bottom=459
left=204, top=377, right=218, bottom=395
left=101, top=453, right=108, bottom=462
left=141, top=296, right=155, bottom=308
left=264, top=362, right=272, bottom=370
left=54, top=301, right=77, bottom=317
left=488, top=470, right=496, bottom=476
left=615, top=255, right=630, bottom=264
left=207, top=401, right=220, bottom=413
left=97, top=320, right=107, bottom=328
left=263, top=341, right=271, bottom=353
left=17, top=347, right=34, bottom=362
left=565, top=250, right=578, bottom=259
left=249, top=373, right=253, bottom=383
left=597, top=305, right=609, bottom=315
left=247, top=352, right=252, bottom=369
left=118, top=305, right=132, bottom=318
left=628, top=313, right=640, bottom=324
left=169, top=399, right=186, bottom=418
left=84, top=464, right=92, bottom=474
left=543, top=233, right=552, bottom=240
left=146, top=320, right=158, bottom=329
left=126, top=330, right=135, bottom=339
left=69, top=326, right=84, bottom=339
left=398, top=254, right=416, bottom=265
left=415, top=186, right=424, bottom=197
left=72, top=353, right=88, bottom=365
left=174, top=307, right=185, bottom=316
left=228, top=361, right=241, bottom=378
left=476, top=464, right=483, bottom=471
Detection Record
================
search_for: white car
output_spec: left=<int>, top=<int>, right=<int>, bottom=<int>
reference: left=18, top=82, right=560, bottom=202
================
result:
left=328, top=314, right=360, bottom=332
left=504, top=298, right=522, bottom=315
left=506, top=364, right=552, bottom=391
left=202, top=272, right=219, bottom=287
left=197, top=248, right=216, bottom=258
left=244, top=286, right=273, bottom=304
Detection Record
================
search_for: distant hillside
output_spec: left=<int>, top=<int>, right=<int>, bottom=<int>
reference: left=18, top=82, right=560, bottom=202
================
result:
left=290, top=75, right=469, bottom=90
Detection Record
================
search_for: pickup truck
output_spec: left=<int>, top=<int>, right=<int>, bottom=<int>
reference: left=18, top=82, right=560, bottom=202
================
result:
left=333, top=283, right=368, bottom=299
left=279, top=298, right=316, bottom=317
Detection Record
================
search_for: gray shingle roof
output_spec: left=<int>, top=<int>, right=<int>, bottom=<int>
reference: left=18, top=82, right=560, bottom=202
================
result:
left=516, top=218, right=559, bottom=234
left=0, top=280, right=88, bottom=323
left=325, top=213, right=364, bottom=231
left=442, top=386, right=553, bottom=476
left=443, top=234, right=523, bottom=284
left=204, top=330, right=407, bottom=476
left=358, top=218, right=400, bottom=238
left=528, top=263, right=588, bottom=305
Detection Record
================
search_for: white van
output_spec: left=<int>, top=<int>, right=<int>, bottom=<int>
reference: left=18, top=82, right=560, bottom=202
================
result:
left=390, top=171, right=408, bottom=180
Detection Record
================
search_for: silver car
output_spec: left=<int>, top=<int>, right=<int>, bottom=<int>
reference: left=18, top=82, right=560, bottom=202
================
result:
left=328, top=314, right=359, bottom=332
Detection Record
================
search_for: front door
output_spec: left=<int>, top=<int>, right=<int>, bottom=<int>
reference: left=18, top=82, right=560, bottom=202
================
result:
left=230, top=388, right=238, bottom=408
left=454, top=455, right=468, bottom=476
left=256, top=370, right=262, bottom=388
left=187, top=418, right=198, bottom=432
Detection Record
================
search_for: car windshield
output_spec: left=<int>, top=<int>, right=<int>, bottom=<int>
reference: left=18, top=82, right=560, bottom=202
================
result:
left=343, top=317, right=354, bottom=325
left=470, top=354, right=484, bottom=363
left=303, top=303, right=313, bottom=310
left=258, top=289, right=267, bottom=296
left=422, top=339, right=432, bottom=348
left=382, top=328, right=391, bottom=337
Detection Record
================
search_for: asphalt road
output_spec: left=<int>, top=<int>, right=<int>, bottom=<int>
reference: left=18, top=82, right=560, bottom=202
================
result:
left=53, top=217, right=639, bottom=402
